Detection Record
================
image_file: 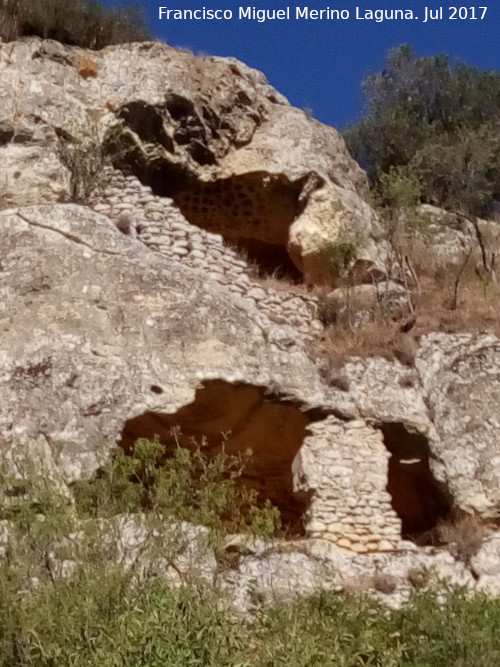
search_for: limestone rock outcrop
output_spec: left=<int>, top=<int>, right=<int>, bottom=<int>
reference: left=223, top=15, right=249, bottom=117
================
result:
left=3, top=36, right=500, bottom=603
left=0, top=142, right=71, bottom=207
left=417, top=204, right=500, bottom=273
left=3, top=198, right=500, bottom=556
left=418, top=333, right=500, bottom=518
left=0, top=37, right=383, bottom=284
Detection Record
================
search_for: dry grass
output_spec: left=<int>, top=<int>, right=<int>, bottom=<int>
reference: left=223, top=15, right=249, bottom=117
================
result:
left=313, top=239, right=500, bottom=369
left=413, top=268, right=500, bottom=338
left=318, top=318, right=417, bottom=369
left=228, top=225, right=500, bottom=374
left=437, top=513, right=488, bottom=565
left=227, top=242, right=310, bottom=297
left=256, top=272, right=310, bottom=297
left=226, top=214, right=498, bottom=374
left=392, top=235, right=500, bottom=336
left=1, top=0, right=150, bottom=48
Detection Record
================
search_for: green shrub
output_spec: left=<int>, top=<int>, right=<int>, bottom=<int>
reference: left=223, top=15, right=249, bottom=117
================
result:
left=73, top=431, right=281, bottom=542
left=2, top=573, right=500, bottom=666
left=376, top=165, right=434, bottom=245
left=0, top=570, right=250, bottom=667
left=0, top=435, right=281, bottom=595
left=259, top=586, right=500, bottom=666
left=324, top=225, right=366, bottom=282
left=4, top=442, right=500, bottom=665
left=0, top=0, right=150, bottom=48
left=378, top=166, right=421, bottom=211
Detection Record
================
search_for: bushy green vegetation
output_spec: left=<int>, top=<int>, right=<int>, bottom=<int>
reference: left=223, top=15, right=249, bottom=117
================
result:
left=316, top=45, right=500, bottom=361
left=0, top=0, right=150, bottom=48
left=2, top=440, right=500, bottom=665
left=325, top=225, right=367, bottom=283
left=2, top=551, right=500, bottom=665
left=345, top=45, right=500, bottom=217
left=255, top=586, right=500, bottom=667
left=73, top=434, right=281, bottom=541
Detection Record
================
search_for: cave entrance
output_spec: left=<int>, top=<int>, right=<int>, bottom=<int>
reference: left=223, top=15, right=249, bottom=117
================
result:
left=231, top=237, right=303, bottom=282
left=119, top=380, right=313, bottom=534
left=380, top=422, right=453, bottom=541
left=106, top=128, right=306, bottom=280
left=104, top=97, right=313, bottom=280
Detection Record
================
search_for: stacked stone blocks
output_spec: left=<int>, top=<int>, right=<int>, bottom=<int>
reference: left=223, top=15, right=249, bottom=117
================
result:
left=294, top=417, right=401, bottom=552
left=89, top=168, right=323, bottom=342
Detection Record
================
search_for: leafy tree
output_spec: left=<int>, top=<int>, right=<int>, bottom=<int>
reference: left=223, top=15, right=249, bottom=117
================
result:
left=410, top=123, right=500, bottom=215
left=345, top=45, right=500, bottom=216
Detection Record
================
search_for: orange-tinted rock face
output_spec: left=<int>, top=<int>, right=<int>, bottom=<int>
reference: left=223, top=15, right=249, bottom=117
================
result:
left=174, top=174, right=300, bottom=247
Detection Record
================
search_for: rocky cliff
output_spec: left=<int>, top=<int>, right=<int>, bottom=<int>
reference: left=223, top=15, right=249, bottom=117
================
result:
left=2, top=36, right=500, bottom=605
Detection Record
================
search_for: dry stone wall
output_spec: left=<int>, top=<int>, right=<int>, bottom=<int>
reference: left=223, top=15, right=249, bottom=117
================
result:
left=89, top=167, right=323, bottom=342
left=293, top=417, right=402, bottom=552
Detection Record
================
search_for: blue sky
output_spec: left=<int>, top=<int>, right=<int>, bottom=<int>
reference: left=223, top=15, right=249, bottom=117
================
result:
left=101, top=1, right=500, bottom=129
